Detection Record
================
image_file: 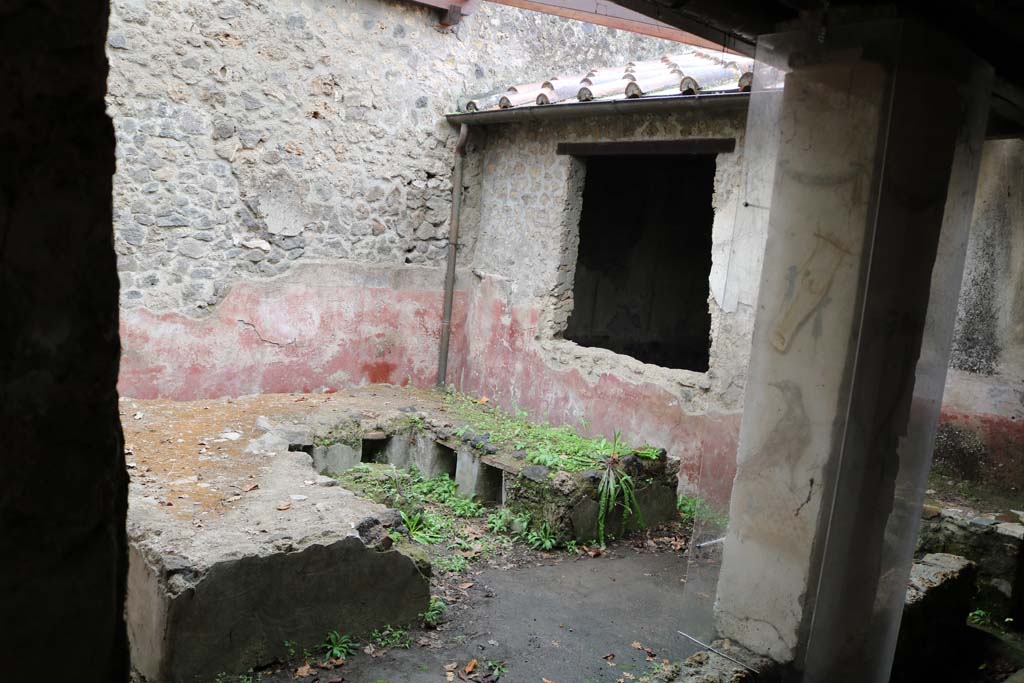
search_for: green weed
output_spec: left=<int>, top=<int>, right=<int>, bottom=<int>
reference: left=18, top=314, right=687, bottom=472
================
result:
left=596, top=433, right=643, bottom=546
left=487, top=509, right=514, bottom=534
left=434, top=554, right=469, bottom=573
left=444, top=393, right=652, bottom=472
left=371, top=625, right=412, bottom=649
left=419, top=597, right=447, bottom=628
left=487, top=660, right=509, bottom=674
left=526, top=521, right=558, bottom=550
left=448, top=496, right=485, bottom=518
left=677, top=495, right=729, bottom=528
left=320, top=630, right=358, bottom=660
left=401, top=510, right=450, bottom=545
left=412, top=474, right=485, bottom=516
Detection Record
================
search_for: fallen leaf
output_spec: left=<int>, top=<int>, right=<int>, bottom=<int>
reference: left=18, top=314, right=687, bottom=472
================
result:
left=444, top=663, right=459, bottom=672
left=477, top=396, right=489, bottom=404
left=465, top=659, right=478, bottom=673
left=543, top=678, right=555, bottom=683
left=459, top=582, right=475, bottom=590
left=602, top=653, right=616, bottom=662
left=276, top=503, right=291, bottom=511
left=325, top=656, right=346, bottom=667
left=243, top=483, right=259, bottom=493
left=294, top=663, right=314, bottom=677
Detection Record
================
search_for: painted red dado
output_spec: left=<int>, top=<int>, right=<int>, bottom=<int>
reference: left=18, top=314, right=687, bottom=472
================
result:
left=119, top=266, right=467, bottom=400
left=939, top=406, right=1024, bottom=493
left=451, top=276, right=742, bottom=503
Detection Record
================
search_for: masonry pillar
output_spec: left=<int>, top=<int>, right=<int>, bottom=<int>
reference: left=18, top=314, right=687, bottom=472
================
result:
left=714, top=21, right=992, bottom=682
left=0, top=1, right=127, bottom=679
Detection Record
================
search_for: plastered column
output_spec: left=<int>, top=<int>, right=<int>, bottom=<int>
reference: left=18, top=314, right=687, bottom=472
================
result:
left=714, top=22, right=992, bottom=682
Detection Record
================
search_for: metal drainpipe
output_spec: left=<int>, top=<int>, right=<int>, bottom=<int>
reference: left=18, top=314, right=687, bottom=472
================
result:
left=436, top=123, right=470, bottom=388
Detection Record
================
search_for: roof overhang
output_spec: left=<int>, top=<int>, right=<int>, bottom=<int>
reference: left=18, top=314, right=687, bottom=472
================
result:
left=446, top=91, right=750, bottom=125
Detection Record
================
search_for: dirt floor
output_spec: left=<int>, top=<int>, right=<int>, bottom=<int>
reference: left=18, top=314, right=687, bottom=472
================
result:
left=246, top=533, right=709, bottom=683
left=120, top=386, right=442, bottom=521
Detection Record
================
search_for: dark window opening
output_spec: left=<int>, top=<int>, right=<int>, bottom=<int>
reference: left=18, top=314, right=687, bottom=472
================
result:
left=477, top=463, right=504, bottom=505
left=361, top=437, right=390, bottom=463
left=436, top=443, right=458, bottom=479
left=565, top=154, right=715, bottom=372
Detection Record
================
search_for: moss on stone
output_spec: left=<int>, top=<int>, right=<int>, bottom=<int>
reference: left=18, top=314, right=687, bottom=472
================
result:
left=313, top=421, right=362, bottom=450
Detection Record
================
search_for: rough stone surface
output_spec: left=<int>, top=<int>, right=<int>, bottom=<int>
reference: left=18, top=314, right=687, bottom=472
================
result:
left=312, top=442, right=361, bottom=474
left=128, top=437, right=428, bottom=681
left=106, top=0, right=678, bottom=314
left=0, top=1, right=128, bottom=679
left=917, top=506, right=1024, bottom=619
left=570, top=483, right=679, bottom=542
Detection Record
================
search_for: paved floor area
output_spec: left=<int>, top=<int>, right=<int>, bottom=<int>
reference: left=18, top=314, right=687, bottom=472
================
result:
left=262, top=548, right=715, bottom=683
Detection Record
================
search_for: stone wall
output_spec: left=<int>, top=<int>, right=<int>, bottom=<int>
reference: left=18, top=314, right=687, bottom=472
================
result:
left=939, top=139, right=1024, bottom=495
left=1, top=0, right=128, bottom=678
left=455, top=106, right=752, bottom=498
left=107, top=0, right=682, bottom=396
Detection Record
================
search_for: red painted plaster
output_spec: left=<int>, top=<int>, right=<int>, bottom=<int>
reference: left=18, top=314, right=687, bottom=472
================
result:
left=454, top=276, right=741, bottom=503
left=939, top=407, right=1024, bottom=491
left=119, top=277, right=467, bottom=400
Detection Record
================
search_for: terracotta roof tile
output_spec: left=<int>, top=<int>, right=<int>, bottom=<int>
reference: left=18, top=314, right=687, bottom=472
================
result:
left=462, top=46, right=753, bottom=113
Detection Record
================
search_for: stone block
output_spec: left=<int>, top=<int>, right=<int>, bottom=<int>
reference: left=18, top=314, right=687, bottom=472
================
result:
left=918, top=508, right=1024, bottom=619
left=408, top=433, right=456, bottom=479
left=312, top=443, right=360, bottom=475
left=455, top=447, right=482, bottom=498
left=452, top=448, right=505, bottom=503
left=127, top=450, right=428, bottom=682
left=383, top=434, right=414, bottom=469
left=569, top=483, right=677, bottom=543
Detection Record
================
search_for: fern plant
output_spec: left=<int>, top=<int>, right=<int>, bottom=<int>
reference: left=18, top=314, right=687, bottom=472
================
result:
left=320, top=630, right=358, bottom=660
left=400, top=510, right=448, bottom=545
left=486, top=509, right=513, bottom=534
left=419, top=597, right=447, bottom=628
left=596, top=431, right=644, bottom=546
left=525, top=521, right=557, bottom=550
